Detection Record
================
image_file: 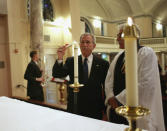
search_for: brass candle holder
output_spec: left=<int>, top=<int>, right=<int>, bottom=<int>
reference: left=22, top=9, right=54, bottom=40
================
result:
left=69, top=82, right=84, bottom=93
left=69, top=82, right=84, bottom=113
left=59, top=83, right=66, bottom=104
left=116, top=106, right=150, bottom=131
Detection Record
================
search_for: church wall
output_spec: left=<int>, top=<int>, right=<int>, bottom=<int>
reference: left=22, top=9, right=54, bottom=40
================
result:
left=7, top=0, right=29, bottom=97
left=0, top=15, right=11, bottom=96
left=103, top=22, right=118, bottom=37
left=152, top=22, right=163, bottom=38
left=134, top=16, right=153, bottom=38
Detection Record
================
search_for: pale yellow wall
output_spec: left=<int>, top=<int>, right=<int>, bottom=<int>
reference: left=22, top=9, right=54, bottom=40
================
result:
left=134, top=16, right=153, bottom=38
left=0, top=16, right=11, bottom=97
left=7, top=0, right=29, bottom=97
left=103, top=22, right=118, bottom=37
left=69, top=0, right=81, bottom=42
left=152, top=22, right=163, bottom=37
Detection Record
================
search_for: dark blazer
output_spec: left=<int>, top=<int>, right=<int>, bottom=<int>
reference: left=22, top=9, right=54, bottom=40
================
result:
left=52, top=55, right=109, bottom=119
left=24, top=60, right=44, bottom=101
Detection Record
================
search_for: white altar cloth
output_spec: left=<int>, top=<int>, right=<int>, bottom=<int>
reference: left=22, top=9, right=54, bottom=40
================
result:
left=0, top=96, right=128, bottom=131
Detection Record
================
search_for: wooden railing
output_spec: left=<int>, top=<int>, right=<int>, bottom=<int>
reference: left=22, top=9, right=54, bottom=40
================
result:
left=95, top=36, right=167, bottom=45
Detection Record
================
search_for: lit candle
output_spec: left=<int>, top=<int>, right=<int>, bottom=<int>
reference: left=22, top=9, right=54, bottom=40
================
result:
left=73, top=41, right=78, bottom=83
left=124, top=17, right=138, bottom=107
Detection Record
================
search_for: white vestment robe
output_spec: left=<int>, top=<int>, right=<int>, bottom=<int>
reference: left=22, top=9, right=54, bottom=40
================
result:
left=105, top=47, right=165, bottom=131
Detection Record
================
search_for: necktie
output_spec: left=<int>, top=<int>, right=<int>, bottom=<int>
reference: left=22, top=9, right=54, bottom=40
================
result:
left=83, top=58, right=88, bottom=84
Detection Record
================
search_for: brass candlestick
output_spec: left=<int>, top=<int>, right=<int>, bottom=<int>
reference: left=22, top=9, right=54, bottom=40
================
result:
left=59, top=83, right=66, bottom=104
left=69, top=82, right=84, bottom=93
left=69, top=82, right=84, bottom=114
left=116, top=106, right=150, bottom=131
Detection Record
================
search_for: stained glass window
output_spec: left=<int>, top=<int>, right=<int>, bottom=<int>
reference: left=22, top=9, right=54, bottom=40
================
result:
left=27, top=0, right=30, bottom=16
left=27, top=0, right=54, bottom=21
left=42, top=0, right=54, bottom=21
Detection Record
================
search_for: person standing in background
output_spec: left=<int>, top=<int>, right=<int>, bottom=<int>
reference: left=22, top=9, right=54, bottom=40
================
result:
left=24, top=51, right=44, bottom=101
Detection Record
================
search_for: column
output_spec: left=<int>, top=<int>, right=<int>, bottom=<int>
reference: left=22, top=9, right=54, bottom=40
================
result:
left=69, top=0, right=81, bottom=42
left=161, top=53, right=166, bottom=75
left=30, top=0, right=44, bottom=67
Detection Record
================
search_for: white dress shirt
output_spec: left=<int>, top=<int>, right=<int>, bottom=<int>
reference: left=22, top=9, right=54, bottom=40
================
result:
left=82, top=54, right=93, bottom=77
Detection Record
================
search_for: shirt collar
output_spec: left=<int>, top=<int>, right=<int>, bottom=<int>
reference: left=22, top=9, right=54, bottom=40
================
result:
left=32, top=60, right=38, bottom=65
left=82, top=54, right=93, bottom=63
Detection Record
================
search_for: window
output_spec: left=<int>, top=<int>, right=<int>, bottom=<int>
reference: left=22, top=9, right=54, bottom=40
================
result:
left=43, top=0, right=54, bottom=21
left=27, top=0, right=54, bottom=22
left=27, top=0, right=30, bottom=16
left=81, top=17, right=94, bottom=34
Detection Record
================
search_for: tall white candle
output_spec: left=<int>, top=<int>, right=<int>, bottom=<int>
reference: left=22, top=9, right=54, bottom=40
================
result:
left=74, top=41, right=78, bottom=83
left=124, top=17, right=138, bottom=107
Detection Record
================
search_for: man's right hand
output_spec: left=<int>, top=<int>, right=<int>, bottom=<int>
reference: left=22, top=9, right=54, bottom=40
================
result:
left=57, top=44, right=69, bottom=60
left=108, top=97, right=118, bottom=109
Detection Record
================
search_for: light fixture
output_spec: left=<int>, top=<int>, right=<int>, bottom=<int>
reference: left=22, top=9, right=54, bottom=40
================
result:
left=156, top=23, right=162, bottom=30
left=93, top=19, right=101, bottom=28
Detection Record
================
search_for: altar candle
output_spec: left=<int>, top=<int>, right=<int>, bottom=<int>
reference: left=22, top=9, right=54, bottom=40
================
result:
left=73, top=41, right=78, bottom=83
left=124, top=17, right=138, bottom=107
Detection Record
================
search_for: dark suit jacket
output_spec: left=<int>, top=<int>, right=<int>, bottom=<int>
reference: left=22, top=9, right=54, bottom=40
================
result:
left=24, top=60, right=44, bottom=101
left=52, top=55, right=109, bottom=119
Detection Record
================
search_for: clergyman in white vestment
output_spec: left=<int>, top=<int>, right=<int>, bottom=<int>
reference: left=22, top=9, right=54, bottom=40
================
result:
left=105, top=26, right=165, bottom=131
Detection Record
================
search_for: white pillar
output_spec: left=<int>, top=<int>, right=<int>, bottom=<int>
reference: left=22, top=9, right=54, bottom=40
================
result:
left=161, top=53, right=165, bottom=75
left=30, top=0, right=45, bottom=101
left=69, top=0, right=81, bottom=42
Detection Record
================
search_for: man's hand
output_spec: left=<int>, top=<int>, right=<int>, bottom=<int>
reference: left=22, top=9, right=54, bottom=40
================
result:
left=36, top=77, right=44, bottom=82
left=57, top=44, right=69, bottom=60
left=108, top=97, right=119, bottom=108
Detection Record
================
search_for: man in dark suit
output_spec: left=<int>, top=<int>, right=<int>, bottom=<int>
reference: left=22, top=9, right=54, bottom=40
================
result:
left=52, top=33, right=109, bottom=120
left=24, top=51, right=44, bottom=101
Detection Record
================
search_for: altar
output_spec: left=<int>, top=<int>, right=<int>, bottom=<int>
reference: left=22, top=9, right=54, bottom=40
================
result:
left=0, top=96, right=128, bottom=131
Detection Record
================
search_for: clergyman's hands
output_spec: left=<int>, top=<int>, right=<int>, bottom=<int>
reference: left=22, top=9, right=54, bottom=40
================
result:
left=57, top=44, right=69, bottom=60
left=108, top=97, right=119, bottom=109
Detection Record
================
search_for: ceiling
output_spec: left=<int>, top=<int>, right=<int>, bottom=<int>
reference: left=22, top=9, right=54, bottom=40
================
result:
left=80, top=0, right=167, bottom=25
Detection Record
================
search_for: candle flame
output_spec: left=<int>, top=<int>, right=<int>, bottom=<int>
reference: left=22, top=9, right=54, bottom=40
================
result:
left=127, top=17, right=133, bottom=26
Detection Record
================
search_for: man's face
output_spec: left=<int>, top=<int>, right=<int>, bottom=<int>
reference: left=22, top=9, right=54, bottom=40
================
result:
left=79, top=35, right=96, bottom=57
left=117, top=29, right=125, bottom=49
left=33, top=54, right=39, bottom=61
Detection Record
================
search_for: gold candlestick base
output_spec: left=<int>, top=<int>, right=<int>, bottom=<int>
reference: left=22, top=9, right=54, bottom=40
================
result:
left=59, top=83, right=66, bottom=104
left=116, top=106, right=150, bottom=131
left=69, top=82, right=84, bottom=92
